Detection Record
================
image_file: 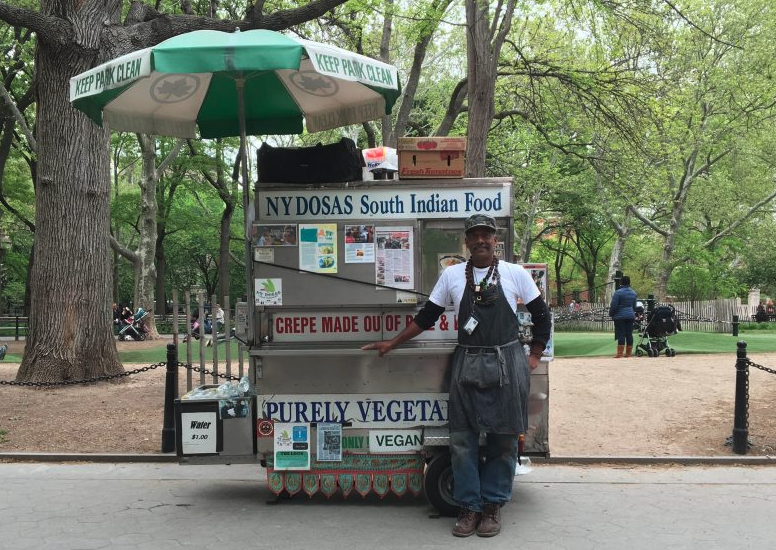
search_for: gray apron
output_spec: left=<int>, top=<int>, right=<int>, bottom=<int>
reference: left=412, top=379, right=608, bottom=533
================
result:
left=448, top=278, right=530, bottom=433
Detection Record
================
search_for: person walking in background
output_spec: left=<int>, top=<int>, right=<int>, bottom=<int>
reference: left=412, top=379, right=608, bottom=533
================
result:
left=214, top=304, right=225, bottom=332
left=609, top=275, right=637, bottom=358
left=361, top=214, right=551, bottom=538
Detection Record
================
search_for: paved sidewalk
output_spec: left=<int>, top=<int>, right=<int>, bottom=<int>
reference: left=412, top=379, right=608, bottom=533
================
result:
left=1, top=462, right=774, bottom=549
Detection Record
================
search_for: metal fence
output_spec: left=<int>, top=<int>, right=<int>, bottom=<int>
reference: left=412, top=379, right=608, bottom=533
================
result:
left=552, top=297, right=766, bottom=334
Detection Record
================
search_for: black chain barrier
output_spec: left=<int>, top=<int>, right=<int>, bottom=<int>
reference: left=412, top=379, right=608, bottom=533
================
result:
left=729, top=342, right=776, bottom=455
left=182, top=363, right=240, bottom=381
left=746, top=359, right=776, bottom=376
left=0, top=361, right=239, bottom=387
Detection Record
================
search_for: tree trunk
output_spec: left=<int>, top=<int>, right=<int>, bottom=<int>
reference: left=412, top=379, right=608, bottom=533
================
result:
left=155, top=231, right=167, bottom=314
left=465, top=0, right=495, bottom=178
left=17, top=14, right=122, bottom=381
left=654, top=230, right=678, bottom=301
left=604, top=208, right=632, bottom=303
left=465, top=0, right=515, bottom=177
left=516, top=187, right=542, bottom=262
left=605, top=234, right=626, bottom=303
left=137, top=134, right=160, bottom=339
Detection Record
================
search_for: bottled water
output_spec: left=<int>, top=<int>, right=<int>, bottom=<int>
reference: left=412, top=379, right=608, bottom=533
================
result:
left=237, top=375, right=251, bottom=395
left=515, top=456, right=533, bottom=476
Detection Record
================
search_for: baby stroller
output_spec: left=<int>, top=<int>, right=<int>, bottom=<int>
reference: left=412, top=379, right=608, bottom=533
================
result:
left=635, top=304, right=680, bottom=357
left=117, top=307, right=150, bottom=341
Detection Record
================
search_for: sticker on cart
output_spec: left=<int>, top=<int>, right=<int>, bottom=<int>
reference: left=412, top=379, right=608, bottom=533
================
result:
left=375, top=226, right=414, bottom=289
left=299, top=224, right=337, bottom=273
left=316, top=422, right=342, bottom=462
left=254, top=247, right=274, bottom=263
left=180, top=412, right=217, bottom=454
left=274, top=422, right=310, bottom=470
left=255, top=278, right=282, bottom=306
left=369, top=430, right=423, bottom=453
left=395, top=291, right=418, bottom=304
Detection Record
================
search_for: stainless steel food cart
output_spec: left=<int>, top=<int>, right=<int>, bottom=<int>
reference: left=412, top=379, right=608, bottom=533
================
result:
left=175, top=177, right=550, bottom=515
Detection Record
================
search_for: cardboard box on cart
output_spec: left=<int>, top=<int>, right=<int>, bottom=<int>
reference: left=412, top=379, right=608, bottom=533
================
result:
left=397, top=136, right=466, bottom=179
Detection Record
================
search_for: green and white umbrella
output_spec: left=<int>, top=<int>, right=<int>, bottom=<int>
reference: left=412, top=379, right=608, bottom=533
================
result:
left=70, top=29, right=400, bottom=138
left=69, top=29, right=400, bottom=345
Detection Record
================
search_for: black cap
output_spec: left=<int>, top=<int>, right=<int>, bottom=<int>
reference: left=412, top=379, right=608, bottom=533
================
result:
left=464, top=214, right=497, bottom=234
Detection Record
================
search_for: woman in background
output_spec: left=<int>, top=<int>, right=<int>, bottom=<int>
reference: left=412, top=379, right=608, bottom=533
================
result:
left=608, top=275, right=637, bottom=358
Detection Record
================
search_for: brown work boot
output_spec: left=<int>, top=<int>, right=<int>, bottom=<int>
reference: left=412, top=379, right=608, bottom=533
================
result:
left=625, top=345, right=633, bottom=357
left=614, top=344, right=624, bottom=358
left=477, top=503, right=501, bottom=537
left=452, top=507, right=481, bottom=537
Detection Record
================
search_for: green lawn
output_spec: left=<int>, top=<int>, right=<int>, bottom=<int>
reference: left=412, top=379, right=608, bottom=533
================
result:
left=120, top=339, right=244, bottom=364
left=553, top=330, right=776, bottom=357
left=2, top=330, right=772, bottom=364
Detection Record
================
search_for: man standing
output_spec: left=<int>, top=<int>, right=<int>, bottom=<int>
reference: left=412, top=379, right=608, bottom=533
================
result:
left=362, top=214, right=550, bottom=538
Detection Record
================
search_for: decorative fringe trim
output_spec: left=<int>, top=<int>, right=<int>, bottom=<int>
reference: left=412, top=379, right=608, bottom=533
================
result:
left=266, top=454, right=424, bottom=498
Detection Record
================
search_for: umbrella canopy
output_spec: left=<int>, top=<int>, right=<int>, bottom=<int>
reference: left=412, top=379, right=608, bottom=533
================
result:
left=69, top=29, right=401, bottom=139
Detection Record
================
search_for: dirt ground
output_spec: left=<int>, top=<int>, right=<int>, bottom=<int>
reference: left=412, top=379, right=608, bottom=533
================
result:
left=0, top=339, right=774, bottom=457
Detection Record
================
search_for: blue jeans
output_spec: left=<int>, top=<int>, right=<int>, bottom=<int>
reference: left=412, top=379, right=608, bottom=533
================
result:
left=449, top=430, right=518, bottom=511
left=614, top=319, right=634, bottom=345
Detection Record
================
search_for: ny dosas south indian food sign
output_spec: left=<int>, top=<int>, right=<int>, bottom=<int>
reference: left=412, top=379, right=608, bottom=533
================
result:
left=257, top=185, right=510, bottom=221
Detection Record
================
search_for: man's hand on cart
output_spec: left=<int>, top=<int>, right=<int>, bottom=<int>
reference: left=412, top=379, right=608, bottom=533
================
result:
left=527, top=341, right=545, bottom=371
left=361, top=340, right=396, bottom=356
left=361, top=321, right=425, bottom=356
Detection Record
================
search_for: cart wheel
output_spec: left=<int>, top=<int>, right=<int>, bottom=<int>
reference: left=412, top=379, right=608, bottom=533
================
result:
left=670, top=348, right=676, bottom=357
left=635, top=348, right=644, bottom=357
left=138, top=333, right=146, bottom=341
left=665, top=348, right=671, bottom=357
left=424, top=452, right=458, bottom=517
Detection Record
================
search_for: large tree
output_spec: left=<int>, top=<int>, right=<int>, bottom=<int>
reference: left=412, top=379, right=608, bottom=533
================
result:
left=627, top=0, right=776, bottom=299
left=0, top=0, right=348, bottom=382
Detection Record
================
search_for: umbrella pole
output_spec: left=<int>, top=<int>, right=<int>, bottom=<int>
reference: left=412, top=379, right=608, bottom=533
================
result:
left=237, top=76, right=254, bottom=347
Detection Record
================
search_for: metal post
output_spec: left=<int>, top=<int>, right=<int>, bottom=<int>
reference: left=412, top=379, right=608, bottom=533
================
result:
left=732, top=340, right=749, bottom=455
left=161, top=343, right=178, bottom=453
left=14, top=315, right=19, bottom=341
left=646, top=294, right=655, bottom=315
left=732, top=314, right=739, bottom=337
left=236, top=75, right=254, bottom=349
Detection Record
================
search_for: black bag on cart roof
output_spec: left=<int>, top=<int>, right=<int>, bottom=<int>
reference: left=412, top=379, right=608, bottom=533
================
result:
left=257, top=137, right=363, bottom=184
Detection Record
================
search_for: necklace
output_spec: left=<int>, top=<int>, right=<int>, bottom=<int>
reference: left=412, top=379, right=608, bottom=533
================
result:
left=466, top=256, right=499, bottom=293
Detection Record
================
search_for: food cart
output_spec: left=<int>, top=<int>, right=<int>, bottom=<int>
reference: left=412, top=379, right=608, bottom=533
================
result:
left=175, top=177, right=551, bottom=516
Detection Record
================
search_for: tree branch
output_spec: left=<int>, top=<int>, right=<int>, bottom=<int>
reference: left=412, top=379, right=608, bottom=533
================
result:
left=435, top=78, right=467, bottom=137
left=629, top=205, right=669, bottom=237
left=703, top=184, right=776, bottom=249
left=109, top=235, right=140, bottom=263
left=0, top=2, right=71, bottom=45
left=157, top=139, right=186, bottom=175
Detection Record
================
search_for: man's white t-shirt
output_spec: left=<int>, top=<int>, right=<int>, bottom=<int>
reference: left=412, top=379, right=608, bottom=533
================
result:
left=427, top=261, right=540, bottom=317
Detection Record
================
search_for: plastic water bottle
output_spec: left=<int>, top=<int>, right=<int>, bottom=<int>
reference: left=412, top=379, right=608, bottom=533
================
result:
left=515, top=456, right=533, bottom=476
left=237, top=375, right=251, bottom=395
left=218, top=382, right=236, bottom=398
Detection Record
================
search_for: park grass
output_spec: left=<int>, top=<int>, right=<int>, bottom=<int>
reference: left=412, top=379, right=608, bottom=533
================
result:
left=553, top=330, right=776, bottom=357
left=1, top=330, right=773, bottom=364
left=120, top=339, right=244, bottom=364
